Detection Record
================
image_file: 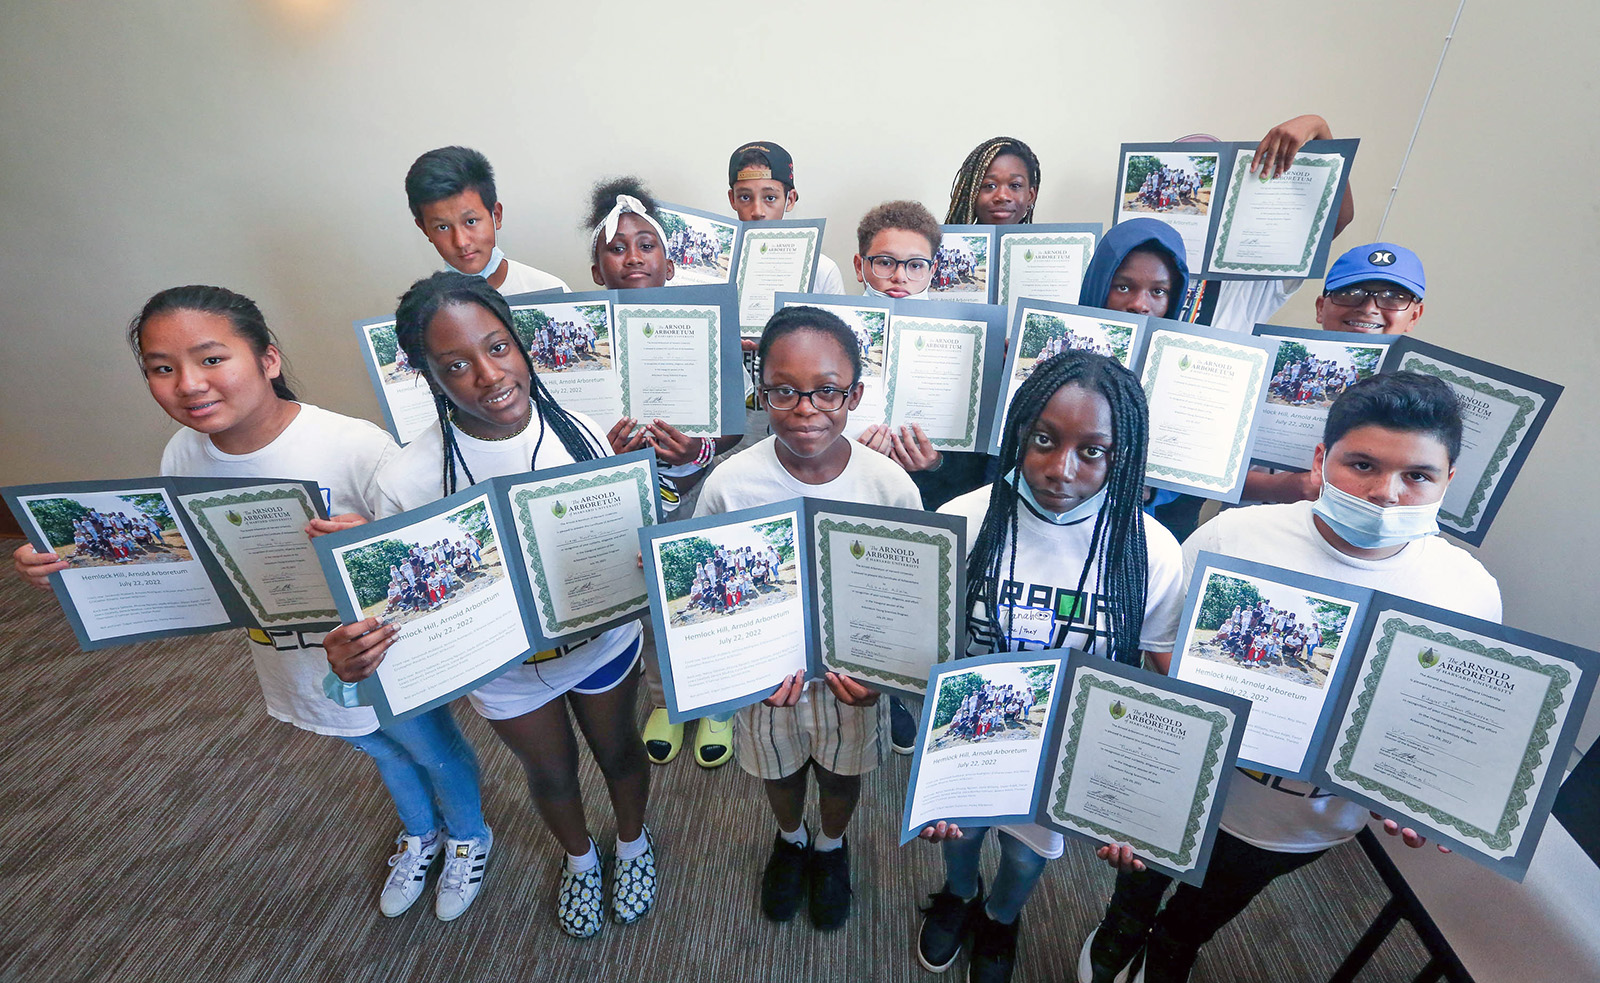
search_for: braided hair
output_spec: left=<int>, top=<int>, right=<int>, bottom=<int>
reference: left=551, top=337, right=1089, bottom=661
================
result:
left=393, top=272, right=603, bottom=495
left=945, top=137, right=1041, bottom=225
left=127, top=285, right=298, bottom=401
left=965, top=350, right=1149, bottom=666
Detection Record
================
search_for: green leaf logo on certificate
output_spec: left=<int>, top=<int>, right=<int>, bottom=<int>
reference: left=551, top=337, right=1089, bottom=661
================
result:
left=849, top=539, right=865, bottom=560
left=226, top=510, right=242, bottom=526
left=1418, top=647, right=1441, bottom=669
left=550, top=501, right=567, bottom=519
left=1109, top=700, right=1127, bottom=719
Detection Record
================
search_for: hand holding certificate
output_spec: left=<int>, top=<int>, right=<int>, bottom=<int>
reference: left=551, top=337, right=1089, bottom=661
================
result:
left=314, top=451, right=660, bottom=724
left=1169, top=551, right=1598, bottom=880
left=901, top=651, right=1250, bottom=885
left=4, top=476, right=336, bottom=649
left=641, top=498, right=964, bottom=721
left=1113, top=140, right=1357, bottom=280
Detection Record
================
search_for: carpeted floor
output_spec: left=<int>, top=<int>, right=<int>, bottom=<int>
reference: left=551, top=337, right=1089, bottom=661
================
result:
left=0, top=530, right=1436, bottom=983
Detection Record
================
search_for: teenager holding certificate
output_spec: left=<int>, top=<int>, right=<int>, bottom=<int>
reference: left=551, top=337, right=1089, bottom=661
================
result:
left=726, top=141, right=846, bottom=296
left=12, top=286, right=493, bottom=922
left=1242, top=242, right=1427, bottom=506
left=405, top=146, right=569, bottom=295
left=322, top=273, right=655, bottom=939
left=692, top=306, right=921, bottom=931
left=1081, top=372, right=1499, bottom=983
left=911, top=351, right=1184, bottom=983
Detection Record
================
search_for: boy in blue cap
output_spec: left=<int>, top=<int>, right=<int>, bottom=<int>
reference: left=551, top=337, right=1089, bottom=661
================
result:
left=1245, top=242, right=1426, bottom=504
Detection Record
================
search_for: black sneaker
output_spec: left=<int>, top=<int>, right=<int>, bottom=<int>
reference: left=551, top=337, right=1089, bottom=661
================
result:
left=916, top=879, right=982, bottom=973
left=807, top=838, right=851, bottom=930
left=968, top=908, right=1020, bottom=983
left=1077, top=907, right=1150, bottom=983
left=760, top=833, right=810, bottom=922
left=1132, top=928, right=1197, bottom=983
left=891, top=697, right=917, bottom=755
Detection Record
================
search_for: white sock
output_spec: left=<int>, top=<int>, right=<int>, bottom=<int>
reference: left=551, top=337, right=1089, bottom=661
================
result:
left=779, top=824, right=809, bottom=848
left=616, top=829, right=650, bottom=860
left=566, top=840, right=600, bottom=873
left=813, top=830, right=844, bottom=853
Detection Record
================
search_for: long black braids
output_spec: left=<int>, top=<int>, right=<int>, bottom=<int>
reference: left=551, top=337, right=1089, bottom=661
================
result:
left=945, top=137, right=1041, bottom=225
left=393, top=272, right=603, bottom=496
left=965, top=350, right=1150, bottom=666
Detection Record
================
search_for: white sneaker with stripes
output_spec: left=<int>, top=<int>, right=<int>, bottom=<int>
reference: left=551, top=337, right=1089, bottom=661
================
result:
left=379, top=831, right=440, bottom=917
left=435, top=826, right=493, bottom=922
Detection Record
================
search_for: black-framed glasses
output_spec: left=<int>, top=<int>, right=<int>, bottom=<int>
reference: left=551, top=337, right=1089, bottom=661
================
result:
left=1323, top=285, right=1417, bottom=311
left=865, top=254, right=934, bottom=281
left=761, top=386, right=852, bottom=411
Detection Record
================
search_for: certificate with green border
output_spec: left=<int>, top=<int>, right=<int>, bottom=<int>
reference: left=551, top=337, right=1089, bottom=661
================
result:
left=612, top=284, right=744, bottom=438
left=179, top=481, right=338, bottom=625
left=995, top=224, right=1101, bottom=307
left=1318, top=606, right=1595, bottom=880
left=734, top=220, right=822, bottom=334
left=1042, top=655, right=1249, bottom=885
left=507, top=458, right=658, bottom=639
left=881, top=301, right=1007, bottom=453
left=1135, top=320, right=1272, bottom=502
left=1208, top=149, right=1345, bottom=277
left=813, top=511, right=961, bottom=691
left=1379, top=337, right=1562, bottom=546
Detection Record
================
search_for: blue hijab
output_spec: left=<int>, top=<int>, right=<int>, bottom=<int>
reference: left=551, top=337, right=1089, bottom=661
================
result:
left=1078, top=218, right=1190, bottom=313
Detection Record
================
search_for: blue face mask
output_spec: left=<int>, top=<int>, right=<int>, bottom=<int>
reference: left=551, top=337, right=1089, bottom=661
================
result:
left=1310, top=462, right=1442, bottom=549
left=1005, top=469, right=1107, bottom=525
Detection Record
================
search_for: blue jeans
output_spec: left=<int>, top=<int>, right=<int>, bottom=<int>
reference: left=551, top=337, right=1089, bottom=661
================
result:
left=942, top=826, right=1048, bottom=925
left=341, top=705, right=489, bottom=841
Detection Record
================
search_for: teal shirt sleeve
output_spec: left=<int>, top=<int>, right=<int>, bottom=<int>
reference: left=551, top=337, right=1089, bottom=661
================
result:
left=322, top=671, right=363, bottom=708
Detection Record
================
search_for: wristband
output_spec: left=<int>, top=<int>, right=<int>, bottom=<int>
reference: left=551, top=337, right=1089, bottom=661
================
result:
left=694, top=437, right=716, bottom=467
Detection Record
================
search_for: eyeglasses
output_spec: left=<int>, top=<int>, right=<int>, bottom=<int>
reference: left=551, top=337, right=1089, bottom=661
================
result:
left=864, top=254, right=934, bottom=281
left=1323, top=285, right=1417, bottom=311
left=761, top=386, right=852, bottom=411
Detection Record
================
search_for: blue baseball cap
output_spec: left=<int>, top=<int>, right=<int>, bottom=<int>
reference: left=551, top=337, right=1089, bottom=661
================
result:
left=1324, top=242, right=1425, bottom=298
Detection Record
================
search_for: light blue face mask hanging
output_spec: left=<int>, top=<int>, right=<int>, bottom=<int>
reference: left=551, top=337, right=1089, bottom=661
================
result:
left=1005, top=469, right=1107, bottom=525
left=451, top=243, right=504, bottom=279
left=1310, top=462, right=1441, bottom=549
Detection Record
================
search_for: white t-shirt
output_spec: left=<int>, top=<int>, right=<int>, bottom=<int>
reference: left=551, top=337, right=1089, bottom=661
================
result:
left=160, top=403, right=399, bottom=737
left=375, top=407, right=641, bottom=718
left=815, top=253, right=846, bottom=296
left=939, top=486, right=1187, bottom=858
left=1185, top=501, right=1502, bottom=852
left=694, top=435, right=922, bottom=517
left=1209, top=278, right=1302, bottom=334
left=498, top=258, right=570, bottom=297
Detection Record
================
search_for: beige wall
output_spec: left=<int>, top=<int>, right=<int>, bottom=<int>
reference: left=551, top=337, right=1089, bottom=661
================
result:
left=2, top=1, right=1595, bottom=672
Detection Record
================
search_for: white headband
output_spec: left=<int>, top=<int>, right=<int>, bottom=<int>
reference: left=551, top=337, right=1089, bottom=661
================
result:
left=594, top=194, right=666, bottom=248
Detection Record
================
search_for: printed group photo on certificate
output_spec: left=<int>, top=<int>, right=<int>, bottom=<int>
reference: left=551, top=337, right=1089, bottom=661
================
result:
left=643, top=498, right=964, bottom=720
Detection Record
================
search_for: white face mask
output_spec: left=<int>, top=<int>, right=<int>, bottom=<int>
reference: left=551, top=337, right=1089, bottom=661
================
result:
left=447, top=217, right=503, bottom=280
left=1006, top=469, right=1107, bottom=525
left=859, top=270, right=929, bottom=301
left=1310, top=461, right=1441, bottom=549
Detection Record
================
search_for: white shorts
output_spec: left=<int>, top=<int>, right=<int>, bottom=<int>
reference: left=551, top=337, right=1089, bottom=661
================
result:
left=466, top=621, right=643, bottom=721
left=734, top=680, right=888, bottom=779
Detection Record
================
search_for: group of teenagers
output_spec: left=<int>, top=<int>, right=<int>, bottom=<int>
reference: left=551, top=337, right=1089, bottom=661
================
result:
left=948, top=681, right=1037, bottom=743
left=381, top=537, right=485, bottom=617
left=1133, top=165, right=1206, bottom=212
left=66, top=507, right=169, bottom=565
left=686, top=545, right=784, bottom=617
left=1269, top=352, right=1362, bottom=407
left=1211, top=602, right=1326, bottom=671
left=11, top=112, right=1488, bottom=983
left=528, top=316, right=599, bottom=372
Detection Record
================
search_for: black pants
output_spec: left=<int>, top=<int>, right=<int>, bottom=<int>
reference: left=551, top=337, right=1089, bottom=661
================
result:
left=1107, top=830, right=1328, bottom=950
